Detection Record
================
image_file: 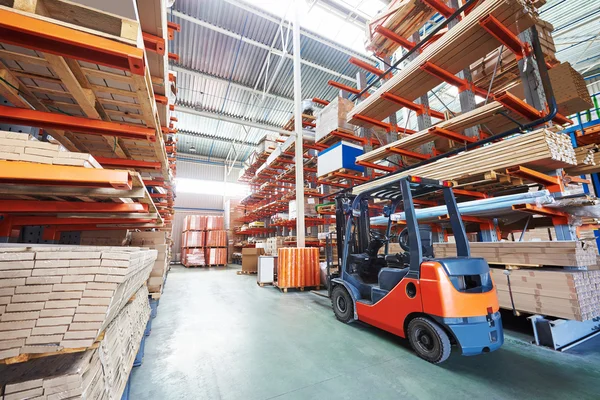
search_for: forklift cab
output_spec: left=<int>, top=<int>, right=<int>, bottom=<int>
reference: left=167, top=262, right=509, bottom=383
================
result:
left=330, top=176, right=503, bottom=364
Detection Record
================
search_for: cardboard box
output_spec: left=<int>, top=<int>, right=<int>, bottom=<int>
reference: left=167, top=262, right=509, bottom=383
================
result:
left=315, top=97, right=354, bottom=142
left=317, top=141, right=364, bottom=177
left=289, top=197, right=318, bottom=219
left=242, top=248, right=265, bottom=273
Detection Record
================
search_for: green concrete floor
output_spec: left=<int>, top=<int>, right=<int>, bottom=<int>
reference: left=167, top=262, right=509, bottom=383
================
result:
left=131, top=265, right=600, bottom=400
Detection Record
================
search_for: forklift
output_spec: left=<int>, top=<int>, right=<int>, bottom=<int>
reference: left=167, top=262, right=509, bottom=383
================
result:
left=327, top=176, right=503, bottom=364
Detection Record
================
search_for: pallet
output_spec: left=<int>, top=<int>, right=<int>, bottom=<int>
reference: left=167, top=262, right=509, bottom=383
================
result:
left=0, top=332, right=105, bottom=365
left=184, top=264, right=226, bottom=268
left=275, top=285, right=321, bottom=293
left=257, top=281, right=273, bottom=287
left=237, top=270, right=257, bottom=275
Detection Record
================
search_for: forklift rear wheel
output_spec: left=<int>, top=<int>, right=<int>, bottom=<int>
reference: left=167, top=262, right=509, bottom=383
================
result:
left=331, top=285, right=354, bottom=323
left=407, top=317, right=451, bottom=364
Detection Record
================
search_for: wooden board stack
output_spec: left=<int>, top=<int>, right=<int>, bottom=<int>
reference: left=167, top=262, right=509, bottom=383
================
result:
left=79, top=230, right=131, bottom=246
left=353, top=129, right=576, bottom=194
left=276, top=248, right=320, bottom=291
left=0, top=244, right=156, bottom=361
left=348, top=0, right=538, bottom=125
left=0, top=132, right=101, bottom=168
left=315, top=97, right=355, bottom=142
left=130, top=231, right=171, bottom=298
left=0, top=284, right=150, bottom=399
left=565, top=145, right=600, bottom=175
left=205, top=249, right=227, bottom=266
left=433, top=241, right=597, bottom=268
left=364, top=0, right=438, bottom=57
left=490, top=268, right=600, bottom=321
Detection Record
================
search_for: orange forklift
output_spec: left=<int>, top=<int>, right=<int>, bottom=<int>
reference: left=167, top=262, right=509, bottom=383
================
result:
left=328, top=176, right=503, bottom=363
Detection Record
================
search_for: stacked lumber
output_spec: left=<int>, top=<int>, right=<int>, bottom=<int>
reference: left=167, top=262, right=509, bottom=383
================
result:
left=490, top=268, right=600, bottom=321
left=205, top=231, right=227, bottom=247
left=0, top=132, right=101, bottom=168
left=183, top=215, right=224, bottom=231
left=348, top=0, right=538, bottom=125
left=276, top=248, right=320, bottom=290
left=0, top=285, right=150, bottom=399
left=434, top=241, right=597, bottom=268
left=565, top=145, right=600, bottom=175
left=79, top=230, right=131, bottom=246
left=315, top=97, right=355, bottom=142
left=205, top=248, right=227, bottom=266
left=131, top=231, right=170, bottom=298
left=365, top=0, right=438, bottom=57
left=0, top=245, right=156, bottom=361
left=181, top=231, right=205, bottom=248
left=508, top=62, right=592, bottom=117
left=206, top=216, right=224, bottom=231
left=353, top=129, right=576, bottom=194
left=470, top=20, right=558, bottom=93
left=182, top=249, right=205, bottom=267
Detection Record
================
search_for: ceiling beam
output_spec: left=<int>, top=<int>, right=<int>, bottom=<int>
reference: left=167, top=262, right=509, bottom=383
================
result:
left=221, top=0, right=375, bottom=65
left=179, top=130, right=259, bottom=148
left=171, top=10, right=357, bottom=83
left=171, top=64, right=294, bottom=104
left=175, top=105, right=291, bottom=135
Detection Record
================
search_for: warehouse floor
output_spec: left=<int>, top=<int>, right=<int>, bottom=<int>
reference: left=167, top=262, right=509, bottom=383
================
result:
left=131, top=265, right=600, bottom=400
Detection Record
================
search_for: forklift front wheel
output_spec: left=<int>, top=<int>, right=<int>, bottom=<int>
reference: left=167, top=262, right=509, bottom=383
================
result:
left=331, top=285, right=354, bottom=324
left=407, top=317, right=451, bottom=364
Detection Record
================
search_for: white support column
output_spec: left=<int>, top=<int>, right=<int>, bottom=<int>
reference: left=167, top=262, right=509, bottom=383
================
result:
left=293, top=0, right=305, bottom=248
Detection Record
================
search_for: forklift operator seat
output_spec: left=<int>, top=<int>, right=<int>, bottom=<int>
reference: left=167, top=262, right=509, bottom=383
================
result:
left=378, top=267, right=409, bottom=291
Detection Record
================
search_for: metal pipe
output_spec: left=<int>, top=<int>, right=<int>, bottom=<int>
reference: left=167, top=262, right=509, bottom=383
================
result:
left=293, top=0, right=305, bottom=248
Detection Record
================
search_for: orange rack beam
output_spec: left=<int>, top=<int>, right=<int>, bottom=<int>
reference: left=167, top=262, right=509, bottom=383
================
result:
left=0, top=106, right=156, bottom=141
left=142, top=32, right=166, bottom=55
left=0, top=201, right=148, bottom=213
left=429, top=127, right=478, bottom=143
left=356, top=160, right=396, bottom=172
left=0, top=161, right=132, bottom=189
left=328, top=80, right=363, bottom=96
left=389, top=147, right=431, bottom=161
left=0, top=9, right=145, bottom=75
left=167, top=21, right=181, bottom=40
left=349, top=57, right=392, bottom=79
left=422, top=0, right=455, bottom=18
left=479, top=15, right=531, bottom=60
left=381, top=92, right=445, bottom=120
left=95, top=157, right=162, bottom=170
left=8, top=216, right=157, bottom=226
left=374, top=26, right=417, bottom=51
left=313, top=98, right=330, bottom=106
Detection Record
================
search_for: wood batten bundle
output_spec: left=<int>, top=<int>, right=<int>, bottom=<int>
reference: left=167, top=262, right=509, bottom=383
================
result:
left=0, top=285, right=150, bottom=399
left=353, top=129, right=576, bottom=194
left=565, top=145, right=600, bottom=175
left=434, top=241, right=597, bottom=268
left=490, top=268, right=600, bottom=321
left=348, top=0, right=539, bottom=125
left=365, top=0, right=437, bottom=57
left=276, top=248, right=320, bottom=290
left=0, top=245, right=156, bottom=361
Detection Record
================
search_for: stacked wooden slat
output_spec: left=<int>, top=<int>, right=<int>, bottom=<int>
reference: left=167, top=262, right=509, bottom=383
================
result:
left=490, top=268, right=600, bottom=321
left=565, top=145, right=600, bottom=175
left=0, top=132, right=101, bottom=168
left=79, top=230, right=131, bottom=246
left=205, top=248, right=227, bottom=266
left=470, top=20, right=558, bottom=93
left=348, top=0, right=538, bottom=125
left=434, top=241, right=597, bottom=268
left=276, top=248, right=320, bottom=290
left=130, top=231, right=170, bottom=298
left=183, top=215, right=224, bottom=231
left=182, top=249, right=205, bottom=267
left=205, top=231, right=227, bottom=247
left=353, top=129, right=576, bottom=194
left=0, top=284, right=150, bottom=399
left=364, top=0, right=438, bottom=57
left=0, top=245, right=156, bottom=361
left=315, top=97, right=355, bottom=142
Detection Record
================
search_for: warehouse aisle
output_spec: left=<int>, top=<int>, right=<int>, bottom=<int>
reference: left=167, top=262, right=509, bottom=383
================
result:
left=131, top=265, right=600, bottom=400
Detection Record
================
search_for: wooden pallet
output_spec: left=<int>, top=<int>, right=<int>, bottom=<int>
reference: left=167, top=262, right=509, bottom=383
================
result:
left=237, top=270, right=257, bottom=275
left=275, top=285, right=322, bottom=293
left=257, top=281, right=273, bottom=287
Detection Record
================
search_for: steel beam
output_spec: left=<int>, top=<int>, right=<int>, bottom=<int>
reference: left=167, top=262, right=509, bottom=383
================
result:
left=0, top=9, right=145, bottom=75
left=0, top=201, right=148, bottom=213
left=171, top=10, right=356, bottom=82
left=0, top=161, right=132, bottom=189
left=94, top=157, right=162, bottom=170
left=0, top=106, right=156, bottom=141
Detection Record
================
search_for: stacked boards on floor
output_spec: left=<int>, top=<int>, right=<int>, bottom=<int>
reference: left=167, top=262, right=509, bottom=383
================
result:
left=0, top=285, right=150, bottom=399
left=181, top=215, right=227, bottom=267
left=0, top=245, right=156, bottom=361
left=130, top=231, right=171, bottom=299
left=276, top=248, right=320, bottom=291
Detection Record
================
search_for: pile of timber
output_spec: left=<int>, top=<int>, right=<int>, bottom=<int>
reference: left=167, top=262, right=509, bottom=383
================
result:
left=0, top=245, right=156, bottom=361
left=470, top=20, right=558, bottom=93
left=353, top=129, right=576, bottom=194
left=433, top=241, right=597, bottom=268
left=490, top=268, right=600, bottom=321
left=276, top=248, right=320, bottom=290
left=0, top=285, right=150, bottom=399
left=565, top=145, right=600, bottom=175
left=356, top=101, right=526, bottom=163
left=348, top=0, right=539, bottom=125
left=0, top=132, right=100, bottom=168
left=130, top=231, right=170, bottom=298
left=364, top=0, right=437, bottom=57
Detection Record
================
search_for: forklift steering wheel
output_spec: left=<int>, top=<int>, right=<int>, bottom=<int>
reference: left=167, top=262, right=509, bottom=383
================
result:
left=398, top=228, right=410, bottom=252
left=370, top=229, right=389, bottom=242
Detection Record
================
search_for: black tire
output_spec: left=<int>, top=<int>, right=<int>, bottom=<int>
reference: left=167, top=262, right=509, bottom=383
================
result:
left=331, top=285, right=354, bottom=323
left=407, top=317, right=451, bottom=364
